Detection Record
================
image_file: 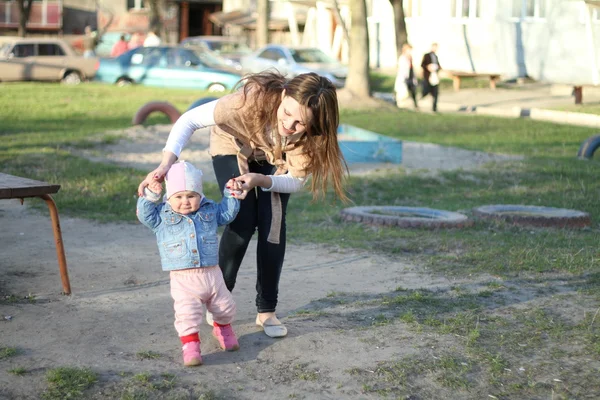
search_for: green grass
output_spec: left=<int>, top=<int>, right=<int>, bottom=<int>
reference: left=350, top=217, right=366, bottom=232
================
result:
left=8, top=366, right=28, bottom=375
left=42, top=367, right=98, bottom=400
left=555, top=102, right=600, bottom=116
left=1, top=83, right=599, bottom=281
left=135, top=350, right=161, bottom=360
left=0, top=346, right=18, bottom=359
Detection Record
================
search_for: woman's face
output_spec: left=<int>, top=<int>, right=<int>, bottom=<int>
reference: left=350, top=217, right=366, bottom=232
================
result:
left=276, top=90, right=313, bottom=137
left=168, top=191, right=201, bottom=215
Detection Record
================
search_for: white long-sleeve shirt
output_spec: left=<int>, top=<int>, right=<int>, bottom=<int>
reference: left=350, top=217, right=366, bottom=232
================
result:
left=164, top=99, right=306, bottom=193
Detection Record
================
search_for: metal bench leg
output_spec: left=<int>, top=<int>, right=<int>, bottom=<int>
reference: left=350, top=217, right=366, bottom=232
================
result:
left=40, top=194, right=71, bottom=295
left=573, top=86, right=583, bottom=104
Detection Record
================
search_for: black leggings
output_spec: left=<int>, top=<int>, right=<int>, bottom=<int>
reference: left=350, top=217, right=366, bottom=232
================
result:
left=212, top=155, right=290, bottom=313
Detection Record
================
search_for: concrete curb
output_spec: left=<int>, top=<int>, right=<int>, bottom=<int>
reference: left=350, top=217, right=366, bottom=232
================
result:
left=438, top=102, right=600, bottom=128
left=372, top=91, right=600, bottom=128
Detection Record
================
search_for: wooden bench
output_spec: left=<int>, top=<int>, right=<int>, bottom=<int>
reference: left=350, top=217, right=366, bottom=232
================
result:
left=0, top=173, right=71, bottom=295
left=445, top=71, right=501, bottom=91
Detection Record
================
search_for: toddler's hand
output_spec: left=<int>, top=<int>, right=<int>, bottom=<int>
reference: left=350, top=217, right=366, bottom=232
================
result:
left=147, top=180, right=163, bottom=194
left=225, top=178, right=244, bottom=198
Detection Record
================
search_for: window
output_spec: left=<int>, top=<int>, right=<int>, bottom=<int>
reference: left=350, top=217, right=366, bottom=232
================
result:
left=127, top=0, right=145, bottom=10
left=38, top=44, right=65, bottom=56
left=404, top=0, right=421, bottom=18
left=12, top=44, right=35, bottom=58
left=290, top=49, right=336, bottom=64
left=167, top=48, right=203, bottom=68
left=130, top=48, right=164, bottom=66
left=451, top=0, right=481, bottom=19
left=258, top=49, right=285, bottom=61
left=512, top=0, right=546, bottom=19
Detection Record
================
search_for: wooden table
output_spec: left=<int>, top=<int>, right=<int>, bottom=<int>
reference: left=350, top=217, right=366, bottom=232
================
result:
left=0, top=173, right=71, bottom=294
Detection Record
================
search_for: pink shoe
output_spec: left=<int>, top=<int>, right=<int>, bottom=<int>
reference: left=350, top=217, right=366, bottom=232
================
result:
left=212, top=324, right=240, bottom=351
left=182, top=341, right=202, bottom=366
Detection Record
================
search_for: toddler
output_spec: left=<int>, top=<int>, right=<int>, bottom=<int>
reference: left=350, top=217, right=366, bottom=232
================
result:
left=136, top=161, right=240, bottom=366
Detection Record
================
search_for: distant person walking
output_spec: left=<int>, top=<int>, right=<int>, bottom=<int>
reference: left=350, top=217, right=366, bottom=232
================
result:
left=394, top=43, right=419, bottom=109
left=128, top=32, right=145, bottom=50
left=143, top=30, right=162, bottom=47
left=110, top=35, right=129, bottom=58
left=421, top=43, right=441, bottom=112
left=82, top=25, right=99, bottom=58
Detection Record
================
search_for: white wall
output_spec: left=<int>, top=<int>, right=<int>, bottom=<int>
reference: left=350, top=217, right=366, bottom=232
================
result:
left=371, top=0, right=600, bottom=85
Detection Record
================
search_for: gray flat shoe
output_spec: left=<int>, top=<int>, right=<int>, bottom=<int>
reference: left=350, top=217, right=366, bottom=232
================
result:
left=256, top=315, right=287, bottom=338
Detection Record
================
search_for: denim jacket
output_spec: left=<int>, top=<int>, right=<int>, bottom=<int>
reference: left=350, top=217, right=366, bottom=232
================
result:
left=136, top=190, right=239, bottom=271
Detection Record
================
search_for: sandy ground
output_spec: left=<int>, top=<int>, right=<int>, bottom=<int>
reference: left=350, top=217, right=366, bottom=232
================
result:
left=74, top=124, right=521, bottom=184
left=0, top=123, right=520, bottom=399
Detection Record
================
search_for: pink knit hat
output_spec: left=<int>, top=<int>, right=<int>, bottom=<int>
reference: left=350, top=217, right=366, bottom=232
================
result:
left=165, top=161, right=203, bottom=199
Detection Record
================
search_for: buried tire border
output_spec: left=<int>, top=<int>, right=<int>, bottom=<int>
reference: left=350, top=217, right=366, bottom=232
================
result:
left=340, top=206, right=473, bottom=229
left=132, top=101, right=182, bottom=125
left=577, top=134, right=600, bottom=160
left=472, top=204, right=591, bottom=228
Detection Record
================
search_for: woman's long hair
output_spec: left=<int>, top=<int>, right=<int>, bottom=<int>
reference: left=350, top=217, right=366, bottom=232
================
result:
left=238, top=71, right=348, bottom=202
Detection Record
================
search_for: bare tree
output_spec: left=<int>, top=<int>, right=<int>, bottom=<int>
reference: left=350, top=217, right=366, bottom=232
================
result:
left=147, top=0, right=164, bottom=37
left=389, top=0, right=408, bottom=56
left=17, top=0, right=33, bottom=37
left=95, top=0, right=114, bottom=38
left=256, top=0, right=269, bottom=48
left=344, top=0, right=370, bottom=97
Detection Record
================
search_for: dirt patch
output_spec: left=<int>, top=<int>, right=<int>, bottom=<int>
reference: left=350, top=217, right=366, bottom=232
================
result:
left=73, top=124, right=522, bottom=184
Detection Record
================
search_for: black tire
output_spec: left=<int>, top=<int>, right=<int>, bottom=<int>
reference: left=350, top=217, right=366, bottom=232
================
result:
left=62, top=71, right=82, bottom=85
left=116, top=78, right=133, bottom=87
left=577, top=134, right=600, bottom=159
left=187, top=97, right=219, bottom=112
left=132, top=101, right=181, bottom=125
left=207, top=83, right=226, bottom=92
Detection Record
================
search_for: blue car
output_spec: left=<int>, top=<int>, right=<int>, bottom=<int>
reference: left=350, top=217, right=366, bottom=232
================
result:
left=94, top=45, right=242, bottom=92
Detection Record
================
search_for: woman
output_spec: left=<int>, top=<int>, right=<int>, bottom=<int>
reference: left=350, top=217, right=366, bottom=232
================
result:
left=138, top=71, right=348, bottom=338
left=394, top=43, right=419, bottom=109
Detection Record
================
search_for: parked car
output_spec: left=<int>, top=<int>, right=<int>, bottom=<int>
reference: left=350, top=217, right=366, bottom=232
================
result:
left=240, top=44, right=347, bottom=88
left=180, top=36, right=251, bottom=72
left=0, top=37, right=98, bottom=84
left=179, top=43, right=241, bottom=73
left=94, top=46, right=242, bottom=92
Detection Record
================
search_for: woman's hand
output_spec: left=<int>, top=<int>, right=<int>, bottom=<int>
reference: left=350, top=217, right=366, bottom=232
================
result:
left=137, top=152, right=177, bottom=196
left=226, top=173, right=271, bottom=200
left=137, top=164, right=170, bottom=196
left=147, top=180, right=163, bottom=195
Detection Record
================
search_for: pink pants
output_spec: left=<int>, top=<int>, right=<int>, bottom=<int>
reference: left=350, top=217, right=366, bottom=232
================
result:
left=170, top=266, right=236, bottom=337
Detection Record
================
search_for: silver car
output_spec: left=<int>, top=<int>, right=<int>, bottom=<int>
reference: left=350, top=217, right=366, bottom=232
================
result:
left=0, top=37, right=97, bottom=84
left=240, top=44, right=347, bottom=88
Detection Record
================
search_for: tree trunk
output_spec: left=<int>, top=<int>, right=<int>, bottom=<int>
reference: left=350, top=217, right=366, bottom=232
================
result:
left=148, top=0, right=163, bottom=37
left=390, top=0, right=408, bottom=57
left=344, top=0, right=370, bottom=97
left=256, top=0, right=269, bottom=48
left=17, top=0, right=33, bottom=37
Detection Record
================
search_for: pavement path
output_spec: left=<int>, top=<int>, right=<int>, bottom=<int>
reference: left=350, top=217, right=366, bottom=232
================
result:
left=381, top=82, right=600, bottom=128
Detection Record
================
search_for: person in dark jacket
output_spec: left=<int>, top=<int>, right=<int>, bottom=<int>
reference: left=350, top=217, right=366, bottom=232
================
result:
left=421, top=43, right=441, bottom=112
